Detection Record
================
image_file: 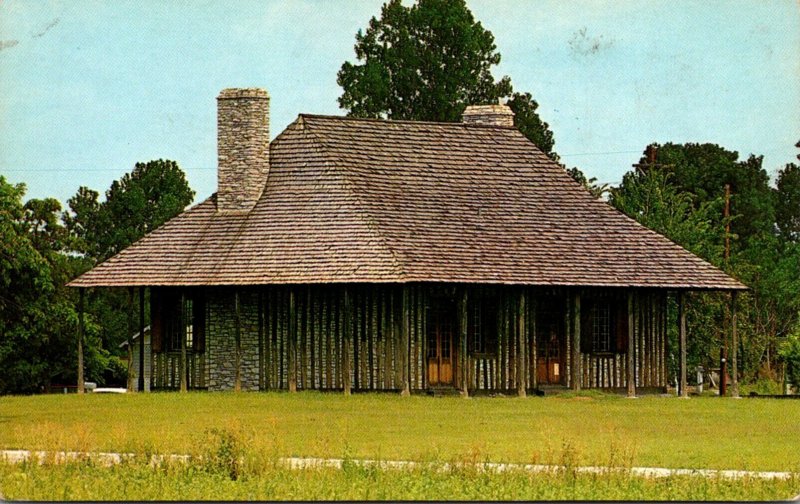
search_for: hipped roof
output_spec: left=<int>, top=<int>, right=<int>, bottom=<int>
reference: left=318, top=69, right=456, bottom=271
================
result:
left=70, top=115, right=746, bottom=290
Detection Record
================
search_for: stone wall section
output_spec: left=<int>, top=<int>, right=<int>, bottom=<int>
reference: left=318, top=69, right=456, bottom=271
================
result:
left=206, top=288, right=261, bottom=391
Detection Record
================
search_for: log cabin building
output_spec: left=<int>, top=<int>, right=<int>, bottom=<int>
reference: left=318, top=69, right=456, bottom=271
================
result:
left=69, top=88, right=746, bottom=397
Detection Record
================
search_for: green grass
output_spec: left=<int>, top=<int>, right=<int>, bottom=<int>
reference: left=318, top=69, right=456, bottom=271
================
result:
left=2, top=392, right=799, bottom=501
left=1, top=391, right=798, bottom=471
left=2, top=458, right=798, bottom=501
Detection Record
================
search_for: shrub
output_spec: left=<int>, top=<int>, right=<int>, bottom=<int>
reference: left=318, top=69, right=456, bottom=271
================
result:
left=778, top=328, right=800, bottom=392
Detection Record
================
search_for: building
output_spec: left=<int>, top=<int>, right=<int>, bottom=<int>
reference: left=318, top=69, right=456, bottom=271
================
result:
left=69, top=88, right=746, bottom=396
left=119, top=326, right=151, bottom=392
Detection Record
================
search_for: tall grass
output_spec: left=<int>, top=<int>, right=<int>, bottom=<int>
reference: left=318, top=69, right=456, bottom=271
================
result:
left=1, top=392, right=798, bottom=472
left=1, top=428, right=797, bottom=502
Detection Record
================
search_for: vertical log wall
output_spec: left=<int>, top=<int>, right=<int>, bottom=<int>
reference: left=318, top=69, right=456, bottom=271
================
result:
left=150, top=284, right=668, bottom=392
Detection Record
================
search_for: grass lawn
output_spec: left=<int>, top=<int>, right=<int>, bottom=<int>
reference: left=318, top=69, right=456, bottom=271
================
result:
left=1, top=391, right=798, bottom=472
left=2, top=391, right=799, bottom=500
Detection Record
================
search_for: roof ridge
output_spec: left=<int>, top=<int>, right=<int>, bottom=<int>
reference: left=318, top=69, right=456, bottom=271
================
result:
left=302, top=123, right=408, bottom=279
left=298, top=113, right=516, bottom=129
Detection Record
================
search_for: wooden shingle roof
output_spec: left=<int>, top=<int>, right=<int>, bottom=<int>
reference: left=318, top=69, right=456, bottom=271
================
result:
left=69, top=115, right=746, bottom=290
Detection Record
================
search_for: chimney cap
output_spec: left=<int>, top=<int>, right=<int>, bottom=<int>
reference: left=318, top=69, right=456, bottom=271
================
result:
left=217, top=88, right=270, bottom=100
left=462, top=104, right=515, bottom=127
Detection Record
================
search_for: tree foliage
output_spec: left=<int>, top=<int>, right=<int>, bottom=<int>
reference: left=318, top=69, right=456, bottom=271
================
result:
left=775, top=159, right=800, bottom=242
left=337, top=0, right=559, bottom=159
left=612, top=142, right=799, bottom=384
left=0, top=159, right=194, bottom=394
left=64, top=159, right=194, bottom=263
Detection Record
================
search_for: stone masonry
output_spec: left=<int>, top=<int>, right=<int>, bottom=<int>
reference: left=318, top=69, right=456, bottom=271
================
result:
left=461, top=104, right=515, bottom=127
left=216, top=88, right=270, bottom=212
left=206, top=289, right=260, bottom=391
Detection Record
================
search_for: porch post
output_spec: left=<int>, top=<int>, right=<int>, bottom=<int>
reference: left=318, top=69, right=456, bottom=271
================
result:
left=731, top=291, right=739, bottom=398
left=258, top=290, right=265, bottom=391
left=77, top=288, right=85, bottom=394
left=627, top=291, right=636, bottom=397
left=571, top=291, right=581, bottom=391
left=139, top=287, right=145, bottom=392
left=288, top=289, right=297, bottom=393
left=678, top=291, right=688, bottom=398
left=517, top=288, right=527, bottom=398
left=343, top=287, right=352, bottom=396
left=400, top=286, right=411, bottom=396
left=530, top=293, right=537, bottom=391
left=127, top=287, right=134, bottom=392
left=180, top=290, right=188, bottom=393
left=460, top=287, right=469, bottom=398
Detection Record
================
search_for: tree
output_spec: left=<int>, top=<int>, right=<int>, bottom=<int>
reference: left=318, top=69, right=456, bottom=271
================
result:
left=337, top=0, right=559, bottom=158
left=775, top=147, right=800, bottom=242
left=0, top=177, right=108, bottom=393
left=637, top=143, right=774, bottom=249
left=62, top=159, right=194, bottom=371
left=65, top=159, right=195, bottom=263
left=338, top=0, right=511, bottom=122
left=506, top=92, right=557, bottom=161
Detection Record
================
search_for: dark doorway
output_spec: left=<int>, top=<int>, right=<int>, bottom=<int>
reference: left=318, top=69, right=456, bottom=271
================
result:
left=537, top=296, right=566, bottom=385
left=427, top=296, right=456, bottom=386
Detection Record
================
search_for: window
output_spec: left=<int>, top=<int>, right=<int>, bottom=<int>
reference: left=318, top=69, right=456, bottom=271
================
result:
left=581, top=294, right=628, bottom=355
left=591, top=301, right=612, bottom=353
left=151, top=288, right=205, bottom=353
left=469, top=296, right=497, bottom=356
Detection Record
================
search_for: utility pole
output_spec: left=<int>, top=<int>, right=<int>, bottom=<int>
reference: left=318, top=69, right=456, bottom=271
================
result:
left=721, top=183, right=731, bottom=396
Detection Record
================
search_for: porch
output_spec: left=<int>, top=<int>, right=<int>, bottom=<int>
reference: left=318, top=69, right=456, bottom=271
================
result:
left=123, top=283, right=720, bottom=396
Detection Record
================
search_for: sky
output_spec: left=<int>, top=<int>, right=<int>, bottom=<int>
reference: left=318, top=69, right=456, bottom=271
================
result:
left=1, top=0, right=798, bottom=207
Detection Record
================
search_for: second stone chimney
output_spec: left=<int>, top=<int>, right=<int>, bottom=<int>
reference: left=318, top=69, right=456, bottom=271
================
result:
left=216, top=88, right=270, bottom=212
left=462, top=104, right=515, bottom=127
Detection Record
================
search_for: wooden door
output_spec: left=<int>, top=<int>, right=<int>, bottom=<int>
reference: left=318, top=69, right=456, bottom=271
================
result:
left=427, top=298, right=456, bottom=386
left=537, top=298, right=566, bottom=385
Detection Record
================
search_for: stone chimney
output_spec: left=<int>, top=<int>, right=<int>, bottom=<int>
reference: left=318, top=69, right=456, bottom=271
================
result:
left=216, top=88, right=270, bottom=212
left=462, top=104, right=515, bottom=127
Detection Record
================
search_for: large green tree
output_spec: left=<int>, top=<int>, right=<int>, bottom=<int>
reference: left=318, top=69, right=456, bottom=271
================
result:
left=337, top=0, right=559, bottom=160
left=613, top=143, right=798, bottom=383
left=64, top=159, right=195, bottom=263
left=0, top=177, right=110, bottom=393
left=62, top=159, right=195, bottom=377
left=636, top=143, right=774, bottom=249
left=775, top=141, right=800, bottom=242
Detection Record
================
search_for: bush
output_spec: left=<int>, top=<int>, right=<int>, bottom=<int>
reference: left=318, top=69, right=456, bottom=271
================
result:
left=778, top=329, right=800, bottom=392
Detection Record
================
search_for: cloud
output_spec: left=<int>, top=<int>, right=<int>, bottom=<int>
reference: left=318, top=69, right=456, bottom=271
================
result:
left=0, top=40, right=19, bottom=51
left=32, top=18, right=59, bottom=38
left=568, top=26, right=614, bottom=56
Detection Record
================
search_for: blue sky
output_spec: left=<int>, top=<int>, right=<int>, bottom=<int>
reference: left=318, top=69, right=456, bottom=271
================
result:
left=1, top=0, right=798, bottom=207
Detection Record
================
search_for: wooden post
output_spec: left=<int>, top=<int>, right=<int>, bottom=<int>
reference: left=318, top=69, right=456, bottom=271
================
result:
left=180, top=291, right=188, bottom=393
left=678, top=291, right=688, bottom=398
left=258, top=290, right=265, bottom=391
left=517, top=289, right=527, bottom=398
left=288, top=289, right=297, bottom=393
left=571, top=291, right=581, bottom=391
left=731, top=291, right=739, bottom=398
left=139, top=287, right=145, bottom=392
left=530, top=294, right=537, bottom=391
left=627, top=291, right=636, bottom=397
left=400, top=286, right=411, bottom=396
left=460, top=288, right=469, bottom=397
left=77, top=288, right=85, bottom=394
left=343, top=287, right=352, bottom=396
left=126, top=287, right=134, bottom=392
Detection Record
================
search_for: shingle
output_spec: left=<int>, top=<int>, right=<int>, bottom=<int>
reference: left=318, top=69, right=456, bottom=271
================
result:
left=69, top=114, right=746, bottom=290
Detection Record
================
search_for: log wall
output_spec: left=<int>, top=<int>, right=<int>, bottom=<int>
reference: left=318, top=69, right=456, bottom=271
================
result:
left=149, top=284, right=668, bottom=393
